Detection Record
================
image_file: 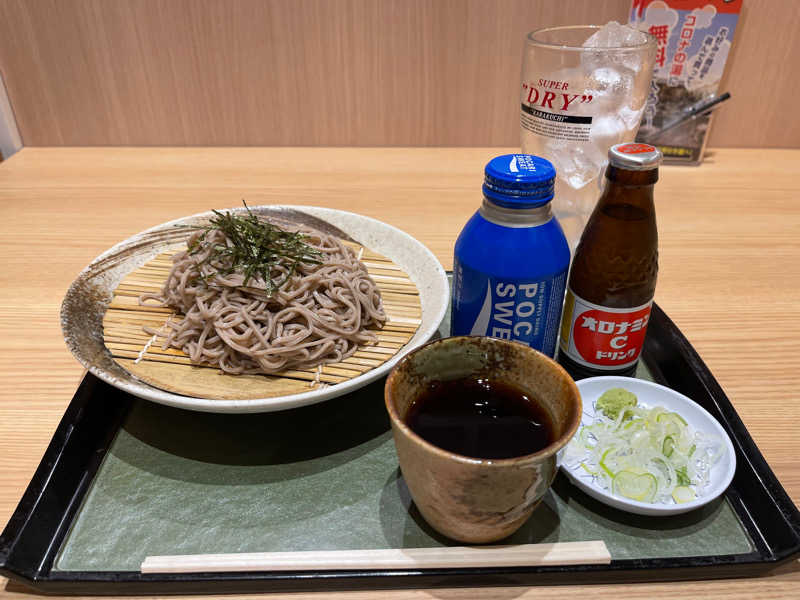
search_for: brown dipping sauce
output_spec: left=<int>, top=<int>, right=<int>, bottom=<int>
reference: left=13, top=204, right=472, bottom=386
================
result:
left=405, top=377, right=555, bottom=459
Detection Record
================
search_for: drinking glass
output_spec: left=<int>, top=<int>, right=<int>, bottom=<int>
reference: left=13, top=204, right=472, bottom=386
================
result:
left=521, top=25, right=656, bottom=247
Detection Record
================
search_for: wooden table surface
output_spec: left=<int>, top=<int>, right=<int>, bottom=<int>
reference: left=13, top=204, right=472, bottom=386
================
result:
left=1, top=147, right=798, bottom=598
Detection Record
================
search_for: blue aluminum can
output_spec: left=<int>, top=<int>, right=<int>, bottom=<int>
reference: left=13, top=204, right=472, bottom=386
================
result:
left=451, top=154, right=570, bottom=357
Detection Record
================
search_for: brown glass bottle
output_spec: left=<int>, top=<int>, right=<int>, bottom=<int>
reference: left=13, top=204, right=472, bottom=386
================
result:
left=558, top=143, right=661, bottom=380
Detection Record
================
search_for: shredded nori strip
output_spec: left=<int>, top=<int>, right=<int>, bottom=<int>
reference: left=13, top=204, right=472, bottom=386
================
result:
left=188, top=202, right=323, bottom=294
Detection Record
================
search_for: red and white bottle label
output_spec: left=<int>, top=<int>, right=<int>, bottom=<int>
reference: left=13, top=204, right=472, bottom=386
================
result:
left=559, top=290, right=652, bottom=370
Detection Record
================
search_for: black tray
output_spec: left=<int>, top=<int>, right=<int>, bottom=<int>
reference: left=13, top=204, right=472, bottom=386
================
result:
left=2, top=303, right=799, bottom=595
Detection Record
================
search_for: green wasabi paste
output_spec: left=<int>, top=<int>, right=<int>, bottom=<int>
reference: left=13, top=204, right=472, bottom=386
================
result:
left=596, top=388, right=638, bottom=420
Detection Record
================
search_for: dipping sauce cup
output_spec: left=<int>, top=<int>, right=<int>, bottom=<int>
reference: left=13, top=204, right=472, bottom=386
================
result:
left=384, top=336, right=581, bottom=543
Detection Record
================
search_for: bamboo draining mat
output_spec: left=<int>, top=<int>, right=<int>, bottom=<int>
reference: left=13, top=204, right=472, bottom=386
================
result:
left=102, top=242, right=421, bottom=400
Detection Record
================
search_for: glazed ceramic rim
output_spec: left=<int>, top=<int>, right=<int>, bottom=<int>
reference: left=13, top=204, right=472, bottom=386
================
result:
left=62, top=206, right=449, bottom=413
left=559, top=376, right=737, bottom=516
left=384, top=336, right=582, bottom=466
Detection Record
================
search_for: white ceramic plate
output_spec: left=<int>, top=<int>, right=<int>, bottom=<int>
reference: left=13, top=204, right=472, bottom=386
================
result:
left=559, top=376, right=736, bottom=516
left=61, top=206, right=449, bottom=413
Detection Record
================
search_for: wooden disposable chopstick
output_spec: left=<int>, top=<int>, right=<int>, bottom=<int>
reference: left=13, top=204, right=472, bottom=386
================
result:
left=141, top=541, right=610, bottom=573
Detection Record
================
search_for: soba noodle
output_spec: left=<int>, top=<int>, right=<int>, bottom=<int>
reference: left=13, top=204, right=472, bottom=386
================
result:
left=139, top=222, right=386, bottom=375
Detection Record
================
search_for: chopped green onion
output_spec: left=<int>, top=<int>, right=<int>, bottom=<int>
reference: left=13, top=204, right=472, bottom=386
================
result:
left=672, top=486, right=695, bottom=503
left=662, top=435, right=675, bottom=458
left=675, top=466, right=691, bottom=487
left=562, top=388, right=725, bottom=505
left=613, top=471, right=657, bottom=502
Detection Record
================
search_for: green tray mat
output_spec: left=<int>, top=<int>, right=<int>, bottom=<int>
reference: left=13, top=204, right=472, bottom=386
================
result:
left=55, top=323, right=752, bottom=572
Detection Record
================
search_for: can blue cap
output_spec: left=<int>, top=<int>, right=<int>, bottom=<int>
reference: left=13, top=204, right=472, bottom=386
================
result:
left=483, top=154, right=556, bottom=208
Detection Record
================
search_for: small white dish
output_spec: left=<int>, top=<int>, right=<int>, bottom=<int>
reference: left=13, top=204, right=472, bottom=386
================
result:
left=559, top=376, right=736, bottom=516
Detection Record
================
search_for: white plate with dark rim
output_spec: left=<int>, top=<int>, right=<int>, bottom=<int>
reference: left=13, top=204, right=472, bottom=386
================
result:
left=559, top=376, right=736, bottom=516
left=61, top=205, right=449, bottom=414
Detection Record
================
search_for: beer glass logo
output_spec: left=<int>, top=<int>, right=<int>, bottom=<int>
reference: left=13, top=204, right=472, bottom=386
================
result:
left=572, top=306, right=651, bottom=367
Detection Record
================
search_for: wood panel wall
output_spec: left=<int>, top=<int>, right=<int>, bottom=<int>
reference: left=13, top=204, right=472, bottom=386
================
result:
left=0, top=0, right=796, bottom=148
